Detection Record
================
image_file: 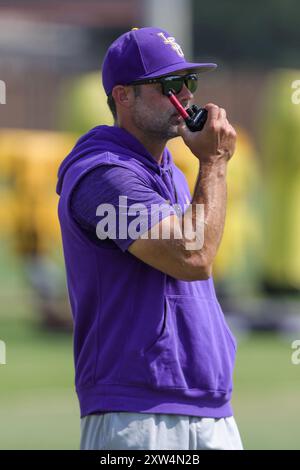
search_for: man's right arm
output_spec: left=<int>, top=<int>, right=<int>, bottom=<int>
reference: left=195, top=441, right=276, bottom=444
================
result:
left=128, top=104, right=237, bottom=281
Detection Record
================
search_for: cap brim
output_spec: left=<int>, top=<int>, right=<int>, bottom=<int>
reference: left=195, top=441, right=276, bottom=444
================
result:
left=142, top=62, right=217, bottom=79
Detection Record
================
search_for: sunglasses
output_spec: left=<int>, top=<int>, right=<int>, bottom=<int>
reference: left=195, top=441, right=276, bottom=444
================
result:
left=130, top=73, right=199, bottom=96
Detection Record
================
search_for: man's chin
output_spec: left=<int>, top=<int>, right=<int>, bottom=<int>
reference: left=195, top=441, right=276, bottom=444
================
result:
left=171, top=122, right=185, bottom=138
left=165, top=120, right=182, bottom=137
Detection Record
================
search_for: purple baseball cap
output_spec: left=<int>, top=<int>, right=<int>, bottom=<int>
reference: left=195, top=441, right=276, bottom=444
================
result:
left=102, top=27, right=217, bottom=96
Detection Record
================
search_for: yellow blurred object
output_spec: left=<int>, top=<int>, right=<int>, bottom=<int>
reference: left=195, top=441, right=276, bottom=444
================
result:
left=0, top=128, right=75, bottom=257
left=167, top=137, right=199, bottom=195
left=58, top=72, right=113, bottom=134
left=259, top=69, right=300, bottom=290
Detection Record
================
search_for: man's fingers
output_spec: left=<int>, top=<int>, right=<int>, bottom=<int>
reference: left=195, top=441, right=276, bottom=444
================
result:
left=205, top=103, right=219, bottom=122
left=218, top=108, right=226, bottom=120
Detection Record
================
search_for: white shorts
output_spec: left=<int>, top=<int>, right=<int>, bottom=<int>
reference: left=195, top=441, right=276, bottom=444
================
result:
left=80, top=412, right=243, bottom=450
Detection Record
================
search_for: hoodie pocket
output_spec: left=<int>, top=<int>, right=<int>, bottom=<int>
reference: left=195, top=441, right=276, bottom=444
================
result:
left=142, top=295, right=236, bottom=393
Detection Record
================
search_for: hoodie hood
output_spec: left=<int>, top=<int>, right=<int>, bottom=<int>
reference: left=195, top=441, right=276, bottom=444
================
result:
left=56, top=125, right=173, bottom=195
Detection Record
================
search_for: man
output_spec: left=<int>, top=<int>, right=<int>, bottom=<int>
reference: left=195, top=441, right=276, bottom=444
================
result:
left=56, top=27, right=243, bottom=450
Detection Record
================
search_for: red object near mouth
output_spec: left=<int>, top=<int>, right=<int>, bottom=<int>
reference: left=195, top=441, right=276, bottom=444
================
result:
left=167, top=91, right=190, bottom=119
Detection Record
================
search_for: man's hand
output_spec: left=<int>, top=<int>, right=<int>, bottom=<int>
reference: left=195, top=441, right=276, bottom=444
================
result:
left=178, top=103, right=237, bottom=164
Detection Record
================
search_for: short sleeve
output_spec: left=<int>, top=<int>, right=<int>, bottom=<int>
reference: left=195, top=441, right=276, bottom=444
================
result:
left=70, top=164, right=176, bottom=251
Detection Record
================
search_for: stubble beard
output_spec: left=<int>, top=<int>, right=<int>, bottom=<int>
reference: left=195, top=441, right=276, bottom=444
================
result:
left=132, top=100, right=181, bottom=140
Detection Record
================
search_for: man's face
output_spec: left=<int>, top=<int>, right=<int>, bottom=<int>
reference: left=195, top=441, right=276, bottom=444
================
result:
left=130, top=70, right=194, bottom=140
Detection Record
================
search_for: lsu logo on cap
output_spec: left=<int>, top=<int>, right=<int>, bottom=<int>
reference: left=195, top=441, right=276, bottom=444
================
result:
left=157, top=32, right=184, bottom=58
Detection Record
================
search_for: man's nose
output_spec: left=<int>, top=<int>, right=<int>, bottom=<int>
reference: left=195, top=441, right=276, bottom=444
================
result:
left=179, top=83, right=193, bottom=102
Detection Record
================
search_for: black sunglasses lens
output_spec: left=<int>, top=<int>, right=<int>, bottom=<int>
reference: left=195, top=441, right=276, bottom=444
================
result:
left=163, top=75, right=198, bottom=95
left=186, top=76, right=198, bottom=93
left=163, top=78, right=183, bottom=95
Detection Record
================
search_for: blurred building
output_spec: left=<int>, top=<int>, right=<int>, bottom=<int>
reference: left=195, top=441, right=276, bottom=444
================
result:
left=0, top=0, right=143, bottom=129
left=2, top=0, right=300, bottom=137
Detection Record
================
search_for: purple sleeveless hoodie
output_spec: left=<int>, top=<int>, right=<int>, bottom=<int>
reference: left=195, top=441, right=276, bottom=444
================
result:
left=56, top=125, right=237, bottom=418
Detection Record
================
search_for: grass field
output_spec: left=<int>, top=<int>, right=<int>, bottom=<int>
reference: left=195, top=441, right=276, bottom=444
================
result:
left=1, top=242, right=300, bottom=450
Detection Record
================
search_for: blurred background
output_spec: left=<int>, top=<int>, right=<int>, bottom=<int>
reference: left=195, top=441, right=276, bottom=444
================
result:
left=0, top=0, right=300, bottom=450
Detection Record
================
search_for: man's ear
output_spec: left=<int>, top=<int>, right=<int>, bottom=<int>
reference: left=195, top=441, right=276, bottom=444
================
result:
left=112, top=86, right=134, bottom=109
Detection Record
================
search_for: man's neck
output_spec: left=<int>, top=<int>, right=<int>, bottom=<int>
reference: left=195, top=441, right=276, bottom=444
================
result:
left=118, top=122, right=166, bottom=166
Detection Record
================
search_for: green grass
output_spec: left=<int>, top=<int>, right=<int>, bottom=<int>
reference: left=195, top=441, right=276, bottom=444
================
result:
left=232, top=332, right=300, bottom=450
left=0, top=240, right=79, bottom=450
left=1, top=240, right=300, bottom=449
left=0, top=319, right=79, bottom=450
left=1, top=322, right=299, bottom=450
